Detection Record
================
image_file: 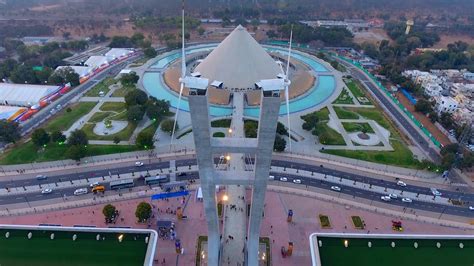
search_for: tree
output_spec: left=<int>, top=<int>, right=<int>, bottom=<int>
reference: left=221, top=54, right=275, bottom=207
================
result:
left=143, top=47, right=157, bottom=58
left=441, top=153, right=456, bottom=169
left=439, top=112, right=455, bottom=129
left=273, top=135, right=287, bottom=152
left=50, top=130, right=66, bottom=143
left=276, top=122, right=288, bottom=136
left=31, top=128, right=50, bottom=147
left=300, top=113, right=319, bottom=131
left=244, top=120, right=258, bottom=138
left=136, top=131, right=154, bottom=149
left=440, top=143, right=459, bottom=156
left=120, top=72, right=139, bottom=86
left=66, top=145, right=87, bottom=161
left=9, top=64, right=37, bottom=84
left=0, top=120, right=20, bottom=143
left=127, top=105, right=145, bottom=122
left=428, top=111, right=438, bottom=122
left=48, top=66, right=80, bottom=86
left=102, top=204, right=116, bottom=223
left=113, top=136, right=121, bottom=144
left=67, top=129, right=88, bottom=146
left=125, top=89, right=148, bottom=107
left=161, top=119, right=176, bottom=135
left=197, top=27, right=205, bottom=36
left=135, top=202, right=152, bottom=223
left=414, top=99, right=432, bottom=114
left=109, top=36, right=133, bottom=48
left=146, top=98, right=170, bottom=120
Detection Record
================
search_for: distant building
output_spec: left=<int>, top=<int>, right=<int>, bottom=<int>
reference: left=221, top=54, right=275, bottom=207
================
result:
left=436, top=96, right=458, bottom=114
left=423, top=82, right=443, bottom=97
left=21, top=36, right=57, bottom=46
left=84, top=56, right=110, bottom=72
left=105, top=48, right=135, bottom=62
left=463, top=72, right=474, bottom=81
left=63, top=46, right=111, bottom=65
left=0, top=83, right=62, bottom=107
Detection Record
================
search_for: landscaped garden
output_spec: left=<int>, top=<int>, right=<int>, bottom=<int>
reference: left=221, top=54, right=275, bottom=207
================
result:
left=301, top=108, right=346, bottom=145
left=43, top=102, right=97, bottom=132
left=345, top=79, right=372, bottom=105
left=84, top=77, right=117, bottom=97
left=332, top=89, right=354, bottom=105
left=334, top=106, right=359, bottom=119
left=319, top=214, right=332, bottom=229
left=342, top=122, right=374, bottom=133
left=351, top=216, right=365, bottom=229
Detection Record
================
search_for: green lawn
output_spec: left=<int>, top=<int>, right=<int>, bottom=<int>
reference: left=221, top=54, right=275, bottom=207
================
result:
left=89, top=112, right=114, bottom=123
left=0, top=141, right=141, bottom=165
left=84, top=77, right=117, bottom=97
left=213, top=132, right=225, bottom=137
left=347, top=107, right=391, bottom=131
left=82, top=122, right=137, bottom=141
left=334, top=106, right=359, bottom=119
left=342, top=122, right=374, bottom=133
left=314, top=123, right=346, bottom=145
left=139, top=121, right=159, bottom=136
left=345, top=79, right=372, bottom=105
left=0, top=229, right=148, bottom=266
left=43, top=102, right=97, bottom=133
left=109, top=110, right=128, bottom=121
left=111, top=84, right=135, bottom=97
left=314, top=107, right=330, bottom=121
left=317, top=236, right=474, bottom=266
left=100, top=102, right=126, bottom=112
left=332, top=89, right=354, bottom=105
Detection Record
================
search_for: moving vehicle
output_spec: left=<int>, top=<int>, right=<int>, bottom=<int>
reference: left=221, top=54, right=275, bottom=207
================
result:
left=381, top=196, right=391, bottom=202
left=74, top=188, right=88, bottom=196
left=401, top=197, right=413, bottom=203
left=396, top=181, right=407, bottom=187
left=469, top=206, right=474, bottom=211
left=330, top=186, right=341, bottom=192
left=389, top=193, right=398, bottom=199
left=430, top=188, right=442, bottom=197
left=145, top=175, right=169, bottom=186
left=89, top=182, right=100, bottom=187
left=110, top=179, right=135, bottom=190
left=279, top=177, right=288, bottom=182
left=92, top=185, right=106, bottom=193
left=36, top=175, right=47, bottom=180
left=268, top=175, right=275, bottom=180
left=292, top=179, right=302, bottom=184
left=135, top=161, right=144, bottom=167
left=41, top=188, right=53, bottom=194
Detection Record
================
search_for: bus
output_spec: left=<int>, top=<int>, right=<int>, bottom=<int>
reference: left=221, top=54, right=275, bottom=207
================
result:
left=110, top=179, right=135, bottom=190
left=145, top=175, right=169, bottom=186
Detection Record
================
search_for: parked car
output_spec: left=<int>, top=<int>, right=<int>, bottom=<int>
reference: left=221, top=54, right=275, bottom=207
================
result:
left=330, top=186, right=341, bottom=192
left=41, top=188, right=53, bottom=194
left=381, top=196, right=391, bottom=202
left=279, top=177, right=288, bottom=182
left=401, top=198, right=413, bottom=203
left=396, top=181, right=407, bottom=187
left=292, top=179, right=302, bottom=184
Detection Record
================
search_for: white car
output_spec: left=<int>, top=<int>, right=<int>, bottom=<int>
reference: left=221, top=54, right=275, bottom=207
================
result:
left=469, top=206, right=474, bottom=211
left=36, top=175, right=47, bottom=180
left=402, top=198, right=413, bottom=203
left=389, top=193, right=398, bottom=199
left=41, top=188, right=53, bottom=194
left=330, top=186, right=341, bottom=192
left=292, top=179, right=302, bottom=184
left=268, top=175, right=275, bottom=180
left=74, top=188, right=88, bottom=196
left=430, top=188, right=442, bottom=197
left=135, top=161, right=144, bottom=167
left=279, top=177, right=288, bottom=182
left=381, top=196, right=391, bottom=202
left=396, top=181, right=407, bottom=187
left=89, top=182, right=100, bottom=188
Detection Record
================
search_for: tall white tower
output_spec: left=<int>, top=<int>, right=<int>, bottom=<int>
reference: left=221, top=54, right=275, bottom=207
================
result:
left=405, top=19, right=414, bottom=35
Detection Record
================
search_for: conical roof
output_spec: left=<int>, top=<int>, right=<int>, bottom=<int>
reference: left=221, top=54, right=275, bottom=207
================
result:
left=194, top=25, right=281, bottom=90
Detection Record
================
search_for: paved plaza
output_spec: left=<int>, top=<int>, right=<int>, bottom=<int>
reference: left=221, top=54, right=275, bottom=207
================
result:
left=0, top=189, right=471, bottom=266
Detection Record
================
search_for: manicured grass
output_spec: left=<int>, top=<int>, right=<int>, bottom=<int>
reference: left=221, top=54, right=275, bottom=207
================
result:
left=109, top=111, right=128, bottom=121
left=89, top=112, right=114, bottom=123
left=0, top=229, right=149, bottom=266
left=334, top=106, right=359, bottom=119
left=317, top=236, right=474, bottom=266
left=139, top=121, right=159, bottom=136
left=319, top=215, right=332, bottom=228
left=211, top=119, right=231, bottom=128
left=195, top=236, right=208, bottom=266
left=347, top=108, right=391, bottom=131
left=177, top=129, right=192, bottom=139
left=332, top=89, right=354, bottom=105
left=351, top=216, right=365, bottom=229
left=0, top=141, right=140, bottom=165
left=314, top=107, right=330, bottom=121
left=314, top=123, right=346, bottom=145
left=100, top=102, right=126, bottom=112
left=82, top=122, right=137, bottom=141
left=345, top=79, right=372, bottom=105
left=213, top=132, right=225, bottom=138
left=111, top=84, right=135, bottom=97
left=84, top=77, right=117, bottom=97
left=323, top=140, right=419, bottom=168
left=342, top=122, right=374, bottom=133
left=43, top=102, right=97, bottom=133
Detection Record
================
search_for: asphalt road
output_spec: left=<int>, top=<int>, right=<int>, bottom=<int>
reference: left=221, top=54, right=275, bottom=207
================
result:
left=1, top=159, right=473, bottom=217
left=337, top=59, right=441, bottom=163
left=20, top=55, right=142, bottom=135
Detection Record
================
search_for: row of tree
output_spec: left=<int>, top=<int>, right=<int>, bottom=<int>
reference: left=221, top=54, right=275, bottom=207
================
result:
left=103, top=201, right=152, bottom=224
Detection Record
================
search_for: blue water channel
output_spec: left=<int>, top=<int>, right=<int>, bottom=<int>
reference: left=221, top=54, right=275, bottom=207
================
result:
left=142, top=44, right=335, bottom=117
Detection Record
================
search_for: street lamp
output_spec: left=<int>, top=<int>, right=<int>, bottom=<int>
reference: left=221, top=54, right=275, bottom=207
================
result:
left=222, top=194, right=229, bottom=202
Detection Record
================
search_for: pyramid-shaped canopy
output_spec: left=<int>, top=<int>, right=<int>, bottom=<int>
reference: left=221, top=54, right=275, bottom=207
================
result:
left=194, top=25, right=281, bottom=90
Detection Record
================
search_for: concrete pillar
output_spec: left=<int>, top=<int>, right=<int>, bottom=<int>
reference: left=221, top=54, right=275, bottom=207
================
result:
left=247, top=93, right=281, bottom=266
left=188, top=91, right=220, bottom=266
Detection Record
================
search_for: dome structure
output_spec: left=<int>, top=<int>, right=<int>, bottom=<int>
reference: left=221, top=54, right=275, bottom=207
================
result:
left=194, top=25, right=281, bottom=90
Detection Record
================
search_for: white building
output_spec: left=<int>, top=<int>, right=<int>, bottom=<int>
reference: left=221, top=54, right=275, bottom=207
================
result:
left=453, top=108, right=473, bottom=124
left=84, top=56, right=109, bottom=71
left=105, top=48, right=134, bottom=62
left=436, top=96, right=459, bottom=114
left=0, top=83, right=61, bottom=107
left=423, top=82, right=443, bottom=97
left=463, top=72, right=474, bottom=81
